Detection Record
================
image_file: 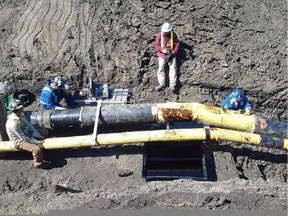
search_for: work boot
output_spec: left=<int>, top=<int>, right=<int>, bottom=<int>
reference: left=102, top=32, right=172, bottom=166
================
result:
left=155, top=85, right=164, bottom=92
left=35, top=161, right=51, bottom=169
left=170, top=86, right=176, bottom=93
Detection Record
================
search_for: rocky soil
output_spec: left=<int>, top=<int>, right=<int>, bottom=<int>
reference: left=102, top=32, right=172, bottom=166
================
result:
left=0, top=0, right=287, bottom=214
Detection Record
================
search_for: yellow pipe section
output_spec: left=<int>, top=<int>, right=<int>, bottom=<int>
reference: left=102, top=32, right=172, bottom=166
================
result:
left=156, top=103, right=255, bottom=132
left=155, top=102, right=287, bottom=138
left=0, top=128, right=287, bottom=152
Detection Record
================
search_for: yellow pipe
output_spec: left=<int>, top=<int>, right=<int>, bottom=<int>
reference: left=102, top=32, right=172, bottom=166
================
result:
left=0, top=128, right=287, bottom=152
left=156, top=103, right=254, bottom=131
left=156, top=102, right=286, bottom=138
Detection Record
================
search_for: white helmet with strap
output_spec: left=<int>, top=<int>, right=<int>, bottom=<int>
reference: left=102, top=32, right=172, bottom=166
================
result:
left=161, top=22, right=173, bottom=32
left=53, top=76, right=65, bottom=89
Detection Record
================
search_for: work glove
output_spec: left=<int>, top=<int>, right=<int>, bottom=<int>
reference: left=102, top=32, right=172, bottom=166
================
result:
left=55, top=106, right=65, bottom=110
left=165, top=51, right=173, bottom=62
left=32, top=131, right=44, bottom=139
left=37, top=140, right=44, bottom=148
left=244, top=108, right=251, bottom=115
left=64, top=84, right=69, bottom=91
left=162, top=48, right=168, bottom=54
left=230, top=98, right=238, bottom=106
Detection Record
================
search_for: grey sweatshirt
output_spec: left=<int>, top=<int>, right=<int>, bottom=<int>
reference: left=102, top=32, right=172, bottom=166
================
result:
left=5, top=112, right=38, bottom=147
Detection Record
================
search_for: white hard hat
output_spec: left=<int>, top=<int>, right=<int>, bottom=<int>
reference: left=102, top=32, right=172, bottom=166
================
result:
left=161, top=22, right=173, bottom=32
left=52, top=76, right=65, bottom=89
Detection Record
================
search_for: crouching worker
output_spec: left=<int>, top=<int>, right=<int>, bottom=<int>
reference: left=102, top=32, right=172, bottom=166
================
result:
left=222, top=88, right=252, bottom=115
left=40, top=76, right=75, bottom=110
left=6, top=100, right=51, bottom=169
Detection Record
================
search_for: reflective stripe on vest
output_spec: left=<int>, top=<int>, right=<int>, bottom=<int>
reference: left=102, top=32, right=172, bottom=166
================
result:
left=40, top=86, right=57, bottom=105
left=7, top=113, right=21, bottom=124
left=160, top=31, right=174, bottom=51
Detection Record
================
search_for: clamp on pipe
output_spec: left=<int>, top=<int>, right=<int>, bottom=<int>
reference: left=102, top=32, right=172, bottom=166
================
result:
left=92, top=100, right=102, bottom=145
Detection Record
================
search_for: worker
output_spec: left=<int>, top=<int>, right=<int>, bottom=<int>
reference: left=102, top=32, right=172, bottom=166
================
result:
left=40, top=76, right=74, bottom=110
left=5, top=99, right=50, bottom=169
left=222, top=88, right=252, bottom=114
left=155, top=22, right=180, bottom=92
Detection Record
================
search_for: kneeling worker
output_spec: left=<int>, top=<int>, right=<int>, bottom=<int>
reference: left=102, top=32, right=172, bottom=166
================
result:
left=222, top=88, right=252, bottom=115
left=6, top=100, right=50, bottom=169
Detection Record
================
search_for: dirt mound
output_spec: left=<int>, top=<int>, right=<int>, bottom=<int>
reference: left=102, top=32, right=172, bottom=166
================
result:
left=0, top=0, right=287, bottom=214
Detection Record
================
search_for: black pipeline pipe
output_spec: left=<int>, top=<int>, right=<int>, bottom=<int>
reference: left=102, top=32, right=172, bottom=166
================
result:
left=24, top=104, right=156, bottom=129
left=253, top=115, right=287, bottom=140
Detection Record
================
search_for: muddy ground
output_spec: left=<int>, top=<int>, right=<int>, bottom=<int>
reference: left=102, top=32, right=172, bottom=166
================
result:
left=0, top=0, right=287, bottom=214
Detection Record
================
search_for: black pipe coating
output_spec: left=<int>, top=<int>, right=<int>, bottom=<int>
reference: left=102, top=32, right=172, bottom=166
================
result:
left=253, top=115, right=287, bottom=139
left=24, top=104, right=156, bottom=129
left=259, top=135, right=284, bottom=149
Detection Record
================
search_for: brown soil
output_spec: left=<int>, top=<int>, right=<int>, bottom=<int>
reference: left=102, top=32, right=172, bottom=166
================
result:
left=0, top=0, right=287, bottom=214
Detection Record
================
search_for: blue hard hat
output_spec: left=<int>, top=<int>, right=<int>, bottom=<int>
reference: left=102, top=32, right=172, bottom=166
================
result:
left=53, top=76, right=65, bottom=89
left=232, top=89, right=243, bottom=101
left=10, top=99, right=24, bottom=111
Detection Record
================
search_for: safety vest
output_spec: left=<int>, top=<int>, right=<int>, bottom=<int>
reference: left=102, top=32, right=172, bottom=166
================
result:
left=40, top=86, right=57, bottom=105
left=7, top=113, right=21, bottom=124
left=7, top=113, right=33, bottom=140
left=161, top=31, right=174, bottom=51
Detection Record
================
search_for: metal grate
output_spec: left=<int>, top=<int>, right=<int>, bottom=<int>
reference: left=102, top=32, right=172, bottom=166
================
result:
left=142, top=141, right=207, bottom=180
left=142, top=121, right=209, bottom=181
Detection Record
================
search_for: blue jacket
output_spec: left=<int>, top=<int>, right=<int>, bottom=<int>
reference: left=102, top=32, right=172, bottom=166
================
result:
left=221, top=94, right=251, bottom=111
left=40, top=82, right=64, bottom=110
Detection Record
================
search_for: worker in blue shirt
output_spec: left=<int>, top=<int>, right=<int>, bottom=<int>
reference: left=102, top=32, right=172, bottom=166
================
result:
left=40, top=76, right=74, bottom=110
left=222, top=89, right=252, bottom=114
